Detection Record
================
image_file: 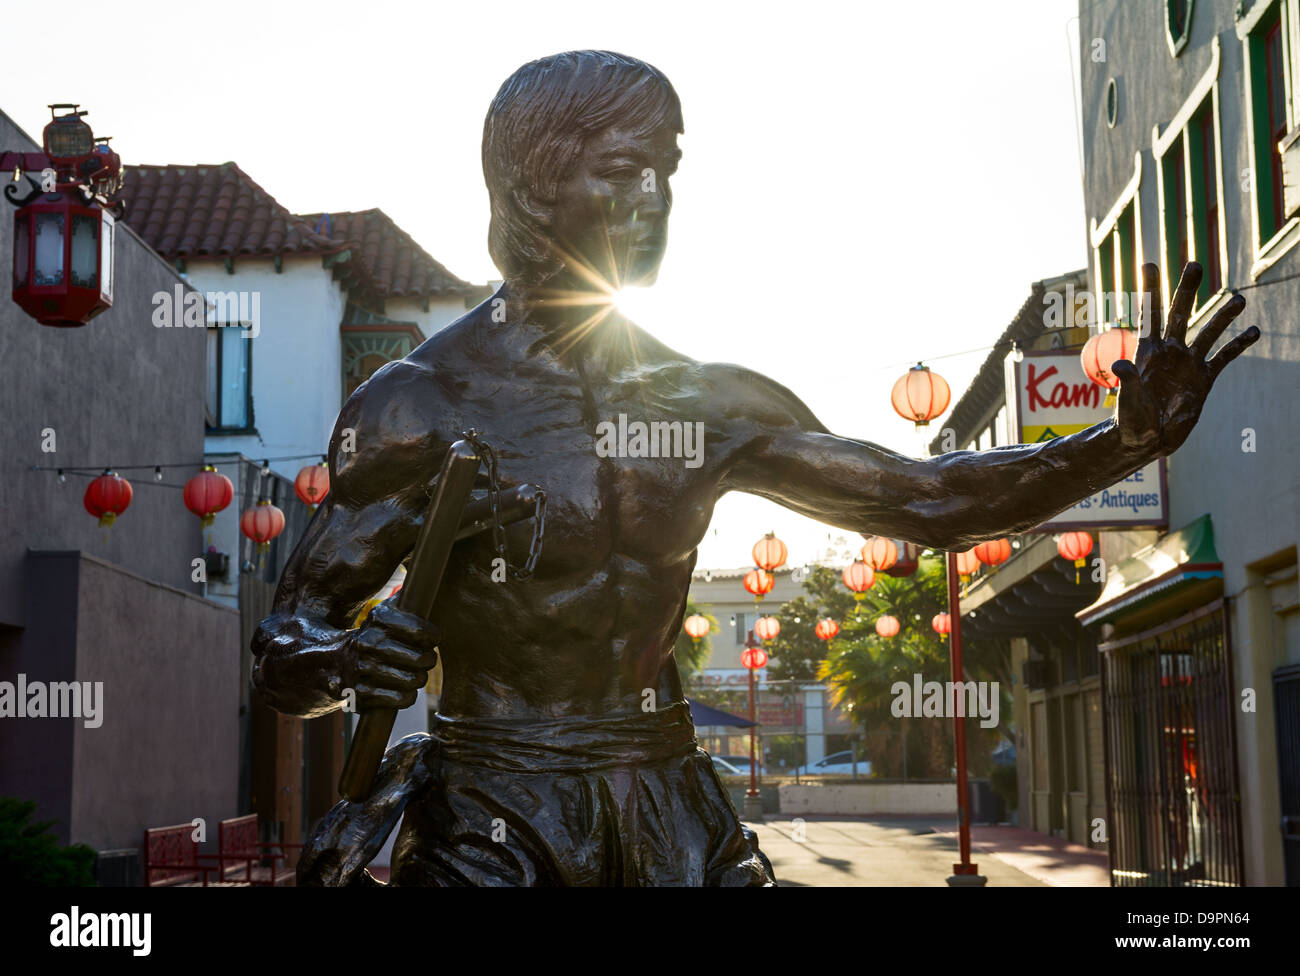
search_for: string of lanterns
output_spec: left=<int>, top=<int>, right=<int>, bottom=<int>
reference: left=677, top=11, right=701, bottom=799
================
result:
left=56, top=459, right=329, bottom=553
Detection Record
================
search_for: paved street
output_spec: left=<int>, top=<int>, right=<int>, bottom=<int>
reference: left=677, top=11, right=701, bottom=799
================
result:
left=746, top=816, right=1110, bottom=886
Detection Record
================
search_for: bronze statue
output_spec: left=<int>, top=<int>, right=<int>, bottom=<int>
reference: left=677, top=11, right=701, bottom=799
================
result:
left=251, top=50, right=1259, bottom=886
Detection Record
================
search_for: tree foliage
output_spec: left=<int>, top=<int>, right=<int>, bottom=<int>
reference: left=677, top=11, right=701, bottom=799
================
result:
left=0, top=797, right=96, bottom=886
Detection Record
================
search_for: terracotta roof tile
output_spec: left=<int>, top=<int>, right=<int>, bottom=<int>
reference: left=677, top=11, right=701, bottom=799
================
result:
left=299, top=209, right=481, bottom=299
left=124, top=163, right=341, bottom=260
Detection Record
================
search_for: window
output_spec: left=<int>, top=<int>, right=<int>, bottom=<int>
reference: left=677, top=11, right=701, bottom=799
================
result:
left=1090, top=155, right=1142, bottom=328
left=206, top=326, right=253, bottom=431
left=734, top=612, right=748, bottom=645
left=1154, top=37, right=1227, bottom=313
left=1166, top=0, right=1194, bottom=58
left=1239, top=0, right=1300, bottom=266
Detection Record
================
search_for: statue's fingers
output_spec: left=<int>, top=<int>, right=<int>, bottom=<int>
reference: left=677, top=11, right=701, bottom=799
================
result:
left=1190, top=293, right=1246, bottom=359
left=1139, top=263, right=1163, bottom=343
left=1167, top=262, right=1203, bottom=343
left=1208, top=326, right=1261, bottom=380
left=1112, top=359, right=1155, bottom=421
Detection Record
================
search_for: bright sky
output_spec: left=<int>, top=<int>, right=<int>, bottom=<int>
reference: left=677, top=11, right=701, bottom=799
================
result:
left=1, top=0, right=1085, bottom=571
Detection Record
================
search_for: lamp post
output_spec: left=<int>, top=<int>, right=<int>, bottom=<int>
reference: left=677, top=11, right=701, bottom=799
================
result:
left=3, top=104, right=124, bottom=327
left=740, top=629, right=768, bottom=821
left=945, top=550, right=987, bottom=887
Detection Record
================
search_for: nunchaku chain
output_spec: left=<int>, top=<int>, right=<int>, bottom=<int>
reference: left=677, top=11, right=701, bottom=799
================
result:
left=462, top=428, right=547, bottom=579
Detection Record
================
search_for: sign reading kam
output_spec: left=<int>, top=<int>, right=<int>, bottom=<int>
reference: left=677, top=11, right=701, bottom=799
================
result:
left=1005, top=349, right=1167, bottom=531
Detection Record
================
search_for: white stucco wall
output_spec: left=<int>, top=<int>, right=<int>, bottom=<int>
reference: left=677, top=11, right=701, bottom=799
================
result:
left=384, top=294, right=471, bottom=340
left=779, top=782, right=957, bottom=816
left=187, top=255, right=346, bottom=482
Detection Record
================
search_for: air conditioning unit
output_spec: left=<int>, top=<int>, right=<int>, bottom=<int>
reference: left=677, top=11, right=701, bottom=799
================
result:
left=1022, top=659, right=1053, bottom=689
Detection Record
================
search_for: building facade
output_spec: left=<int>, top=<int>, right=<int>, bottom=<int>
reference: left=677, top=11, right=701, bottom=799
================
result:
left=1074, top=0, right=1299, bottom=885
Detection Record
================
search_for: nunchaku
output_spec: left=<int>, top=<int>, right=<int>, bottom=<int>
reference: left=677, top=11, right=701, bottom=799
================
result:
left=337, top=438, right=543, bottom=802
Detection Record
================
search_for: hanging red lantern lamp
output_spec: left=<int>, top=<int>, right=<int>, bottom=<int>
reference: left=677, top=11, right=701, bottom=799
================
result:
left=955, top=549, right=980, bottom=580
left=683, top=614, right=710, bottom=641
left=5, top=105, right=123, bottom=328
left=84, top=470, right=132, bottom=527
left=860, top=536, right=898, bottom=571
left=240, top=498, right=286, bottom=552
left=974, top=538, right=1012, bottom=567
left=891, top=363, right=951, bottom=428
left=842, top=560, right=876, bottom=596
left=754, top=615, right=780, bottom=641
left=1081, top=328, right=1139, bottom=408
left=294, top=461, right=330, bottom=509
left=741, top=645, right=769, bottom=670
left=1057, top=531, right=1095, bottom=584
left=815, top=618, right=840, bottom=641
left=751, top=532, right=788, bottom=571
left=743, top=568, right=775, bottom=601
left=932, top=612, right=951, bottom=635
left=875, top=615, right=901, bottom=638
left=183, top=465, right=234, bottom=526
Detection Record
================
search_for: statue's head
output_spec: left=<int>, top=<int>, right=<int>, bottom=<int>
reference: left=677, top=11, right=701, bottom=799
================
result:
left=483, top=50, right=683, bottom=292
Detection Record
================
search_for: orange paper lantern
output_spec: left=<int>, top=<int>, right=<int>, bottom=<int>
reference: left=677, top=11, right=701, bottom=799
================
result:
left=842, top=561, right=876, bottom=595
left=932, top=612, right=951, bottom=635
left=860, top=536, right=898, bottom=571
left=875, top=615, right=900, bottom=638
left=741, top=645, right=769, bottom=670
left=754, top=615, right=780, bottom=641
left=743, top=569, right=774, bottom=599
left=891, top=363, right=951, bottom=428
left=84, top=470, right=132, bottom=527
left=294, top=462, right=330, bottom=509
left=955, top=549, right=980, bottom=579
left=683, top=614, right=710, bottom=641
left=815, top=618, right=840, bottom=641
left=751, top=533, right=788, bottom=572
left=183, top=465, right=234, bottom=527
left=974, top=538, right=1012, bottom=567
left=240, top=498, right=286, bottom=552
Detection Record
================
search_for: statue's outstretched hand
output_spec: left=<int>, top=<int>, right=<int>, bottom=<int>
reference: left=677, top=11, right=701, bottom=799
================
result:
left=1114, top=262, right=1259, bottom=458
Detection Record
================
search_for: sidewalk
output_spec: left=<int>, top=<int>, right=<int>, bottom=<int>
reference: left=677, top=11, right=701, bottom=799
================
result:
left=746, top=816, right=1110, bottom=886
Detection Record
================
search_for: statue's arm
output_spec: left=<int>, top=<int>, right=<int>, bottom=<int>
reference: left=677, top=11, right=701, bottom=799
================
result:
left=251, top=366, right=444, bottom=717
left=714, top=264, right=1257, bottom=549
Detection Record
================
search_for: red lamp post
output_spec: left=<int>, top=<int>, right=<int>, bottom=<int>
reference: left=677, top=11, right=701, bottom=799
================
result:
left=4, top=105, right=124, bottom=327
left=740, top=630, right=768, bottom=820
left=945, top=550, right=986, bottom=886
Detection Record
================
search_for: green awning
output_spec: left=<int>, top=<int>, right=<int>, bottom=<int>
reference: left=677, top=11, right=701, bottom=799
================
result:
left=1076, top=514, right=1223, bottom=628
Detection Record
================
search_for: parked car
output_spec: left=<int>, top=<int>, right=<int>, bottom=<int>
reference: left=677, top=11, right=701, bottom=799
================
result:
left=710, top=756, right=745, bottom=776
left=795, top=751, right=872, bottom=776
left=716, top=754, right=765, bottom=777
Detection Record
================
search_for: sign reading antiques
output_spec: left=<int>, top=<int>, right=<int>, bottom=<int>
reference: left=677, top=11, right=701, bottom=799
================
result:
left=1006, top=349, right=1168, bottom=530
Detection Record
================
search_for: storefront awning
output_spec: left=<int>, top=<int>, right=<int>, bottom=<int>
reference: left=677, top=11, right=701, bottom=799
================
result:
left=686, top=698, right=756, bottom=728
left=1076, top=514, right=1222, bottom=628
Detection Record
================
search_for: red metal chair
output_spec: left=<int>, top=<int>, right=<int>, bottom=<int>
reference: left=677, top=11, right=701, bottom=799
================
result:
left=144, top=823, right=245, bottom=887
left=218, top=815, right=300, bottom=886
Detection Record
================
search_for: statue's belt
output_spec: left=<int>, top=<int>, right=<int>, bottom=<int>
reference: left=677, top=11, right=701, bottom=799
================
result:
left=429, top=701, right=700, bottom=774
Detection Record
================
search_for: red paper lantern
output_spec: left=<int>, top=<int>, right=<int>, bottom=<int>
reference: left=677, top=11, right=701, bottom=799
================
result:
left=974, top=538, right=1012, bottom=567
left=240, top=498, right=286, bottom=551
left=754, top=615, right=780, bottom=641
left=683, top=614, right=710, bottom=641
left=294, top=462, right=330, bottom=509
left=860, top=536, right=898, bottom=571
left=741, top=645, right=769, bottom=670
left=751, top=533, right=788, bottom=571
left=932, top=612, right=951, bottom=635
left=875, top=615, right=900, bottom=638
left=842, top=560, right=875, bottom=595
left=1081, top=328, right=1139, bottom=406
left=743, top=568, right=774, bottom=599
left=84, top=470, right=132, bottom=527
left=183, top=465, right=234, bottom=527
left=1057, top=531, right=1095, bottom=584
left=955, top=549, right=980, bottom=579
left=891, top=363, right=951, bottom=428
left=815, top=618, right=840, bottom=641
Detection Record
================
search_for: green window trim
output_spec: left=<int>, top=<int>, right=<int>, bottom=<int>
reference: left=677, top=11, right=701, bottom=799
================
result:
left=1090, top=152, right=1143, bottom=329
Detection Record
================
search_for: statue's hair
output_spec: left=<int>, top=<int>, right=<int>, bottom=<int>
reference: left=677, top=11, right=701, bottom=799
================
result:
left=483, top=50, right=683, bottom=286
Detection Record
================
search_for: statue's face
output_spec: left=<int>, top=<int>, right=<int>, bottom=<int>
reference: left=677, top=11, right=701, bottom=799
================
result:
left=546, top=124, right=680, bottom=290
